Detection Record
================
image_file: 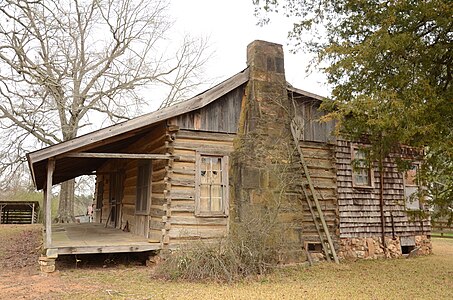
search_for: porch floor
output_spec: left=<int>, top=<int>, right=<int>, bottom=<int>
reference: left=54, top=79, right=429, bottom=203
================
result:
left=50, top=223, right=161, bottom=255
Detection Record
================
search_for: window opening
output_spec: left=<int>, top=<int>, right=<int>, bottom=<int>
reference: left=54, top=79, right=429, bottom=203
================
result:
left=352, top=147, right=373, bottom=188
left=196, top=154, right=228, bottom=216
left=404, top=163, right=420, bottom=210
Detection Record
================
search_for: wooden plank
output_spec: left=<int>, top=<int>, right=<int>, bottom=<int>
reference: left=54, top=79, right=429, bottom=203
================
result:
left=168, top=227, right=227, bottom=239
left=61, top=152, right=176, bottom=160
left=173, top=137, right=235, bottom=147
left=171, top=204, right=195, bottom=213
left=174, top=155, right=197, bottom=163
left=170, top=179, right=195, bottom=188
left=172, top=168, right=196, bottom=176
left=173, top=143, right=233, bottom=154
left=173, top=87, right=244, bottom=133
left=51, top=223, right=162, bottom=254
left=44, top=158, right=55, bottom=248
left=56, top=244, right=160, bottom=255
left=170, top=216, right=228, bottom=226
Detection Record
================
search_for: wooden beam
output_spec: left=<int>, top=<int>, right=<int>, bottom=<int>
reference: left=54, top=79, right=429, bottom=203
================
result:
left=56, top=244, right=161, bottom=255
left=44, top=158, right=55, bottom=248
left=43, top=189, right=47, bottom=228
left=59, top=153, right=177, bottom=160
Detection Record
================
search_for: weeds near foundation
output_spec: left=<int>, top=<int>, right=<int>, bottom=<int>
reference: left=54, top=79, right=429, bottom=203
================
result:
left=154, top=207, right=291, bottom=282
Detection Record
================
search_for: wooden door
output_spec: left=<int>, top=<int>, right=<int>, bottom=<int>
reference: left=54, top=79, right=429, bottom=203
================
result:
left=135, top=161, right=152, bottom=238
left=109, top=172, right=124, bottom=228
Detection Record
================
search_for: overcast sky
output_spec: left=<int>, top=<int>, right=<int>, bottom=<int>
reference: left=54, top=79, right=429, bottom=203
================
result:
left=169, top=0, right=330, bottom=98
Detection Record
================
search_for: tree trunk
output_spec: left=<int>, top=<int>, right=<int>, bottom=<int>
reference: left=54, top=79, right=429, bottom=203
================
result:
left=54, top=122, right=78, bottom=223
left=55, top=179, right=76, bottom=223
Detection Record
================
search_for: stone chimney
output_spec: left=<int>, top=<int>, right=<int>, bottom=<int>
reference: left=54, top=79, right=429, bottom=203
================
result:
left=245, top=40, right=288, bottom=138
left=232, top=40, right=294, bottom=217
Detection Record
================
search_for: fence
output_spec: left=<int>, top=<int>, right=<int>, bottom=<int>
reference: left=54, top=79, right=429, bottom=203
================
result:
left=432, top=220, right=453, bottom=238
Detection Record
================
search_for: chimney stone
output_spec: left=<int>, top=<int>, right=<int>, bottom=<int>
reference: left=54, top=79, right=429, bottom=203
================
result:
left=232, top=40, right=294, bottom=217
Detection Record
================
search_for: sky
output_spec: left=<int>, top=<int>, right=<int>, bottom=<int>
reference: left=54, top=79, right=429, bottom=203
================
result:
left=168, top=0, right=330, bottom=98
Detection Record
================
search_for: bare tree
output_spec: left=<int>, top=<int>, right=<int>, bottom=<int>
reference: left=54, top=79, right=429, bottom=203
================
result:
left=0, top=0, right=209, bottom=222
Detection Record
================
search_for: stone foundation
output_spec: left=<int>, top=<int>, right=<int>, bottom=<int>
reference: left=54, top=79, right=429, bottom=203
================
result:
left=337, top=235, right=432, bottom=260
left=38, top=256, right=56, bottom=273
left=415, top=235, right=432, bottom=255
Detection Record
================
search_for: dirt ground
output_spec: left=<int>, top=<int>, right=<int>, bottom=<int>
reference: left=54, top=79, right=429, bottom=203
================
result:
left=0, top=224, right=151, bottom=299
left=0, top=224, right=88, bottom=300
left=1, top=224, right=453, bottom=299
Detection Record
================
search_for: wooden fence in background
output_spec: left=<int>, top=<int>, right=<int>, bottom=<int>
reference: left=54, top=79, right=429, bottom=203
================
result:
left=432, top=220, right=453, bottom=238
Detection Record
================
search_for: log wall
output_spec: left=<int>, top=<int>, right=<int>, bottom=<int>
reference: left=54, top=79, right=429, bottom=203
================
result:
left=165, top=129, right=235, bottom=249
left=123, top=123, right=170, bottom=240
left=94, top=123, right=170, bottom=239
left=296, top=141, right=339, bottom=243
left=336, top=139, right=430, bottom=238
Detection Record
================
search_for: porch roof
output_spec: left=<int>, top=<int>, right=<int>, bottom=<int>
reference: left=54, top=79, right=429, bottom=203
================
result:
left=27, top=68, right=250, bottom=190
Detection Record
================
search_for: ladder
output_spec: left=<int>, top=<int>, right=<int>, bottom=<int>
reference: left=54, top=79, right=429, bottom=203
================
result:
left=290, top=118, right=339, bottom=264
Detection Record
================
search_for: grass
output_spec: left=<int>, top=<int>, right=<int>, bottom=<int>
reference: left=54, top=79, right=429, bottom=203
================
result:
left=54, top=238, right=453, bottom=300
left=1, top=225, right=451, bottom=299
left=432, top=232, right=453, bottom=238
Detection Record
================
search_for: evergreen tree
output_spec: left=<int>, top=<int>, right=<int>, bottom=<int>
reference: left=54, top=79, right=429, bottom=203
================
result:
left=254, top=0, right=453, bottom=220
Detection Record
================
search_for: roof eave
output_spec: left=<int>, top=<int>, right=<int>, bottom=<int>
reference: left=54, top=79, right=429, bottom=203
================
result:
left=287, top=84, right=326, bottom=102
left=27, top=68, right=250, bottom=188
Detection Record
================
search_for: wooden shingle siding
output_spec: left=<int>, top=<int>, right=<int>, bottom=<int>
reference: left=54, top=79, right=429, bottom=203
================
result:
left=166, top=129, right=234, bottom=247
left=336, top=138, right=430, bottom=238
left=170, top=85, right=244, bottom=133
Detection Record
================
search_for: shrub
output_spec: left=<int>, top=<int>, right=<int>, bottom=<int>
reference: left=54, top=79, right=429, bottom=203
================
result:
left=154, top=206, right=293, bottom=282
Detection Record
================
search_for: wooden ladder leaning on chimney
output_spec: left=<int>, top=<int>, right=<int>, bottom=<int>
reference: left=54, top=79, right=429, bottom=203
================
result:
left=290, top=118, right=340, bottom=264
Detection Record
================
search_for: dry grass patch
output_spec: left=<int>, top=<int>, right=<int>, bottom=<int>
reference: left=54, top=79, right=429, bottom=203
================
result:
left=1, top=224, right=451, bottom=300
left=51, top=238, right=453, bottom=300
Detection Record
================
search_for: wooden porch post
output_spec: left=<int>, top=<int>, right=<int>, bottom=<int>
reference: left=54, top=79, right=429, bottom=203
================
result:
left=31, top=203, right=35, bottom=224
left=44, top=158, right=55, bottom=248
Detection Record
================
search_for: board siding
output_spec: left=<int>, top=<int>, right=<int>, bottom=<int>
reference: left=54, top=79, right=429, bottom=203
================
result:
left=169, top=85, right=244, bottom=133
left=291, top=93, right=336, bottom=144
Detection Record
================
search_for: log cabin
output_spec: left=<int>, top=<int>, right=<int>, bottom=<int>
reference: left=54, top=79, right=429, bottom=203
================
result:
left=27, top=40, right=431, bottom=271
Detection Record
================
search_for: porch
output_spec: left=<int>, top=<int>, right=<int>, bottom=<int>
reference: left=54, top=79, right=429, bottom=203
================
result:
left=49, top=223, right=161, bottom=255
